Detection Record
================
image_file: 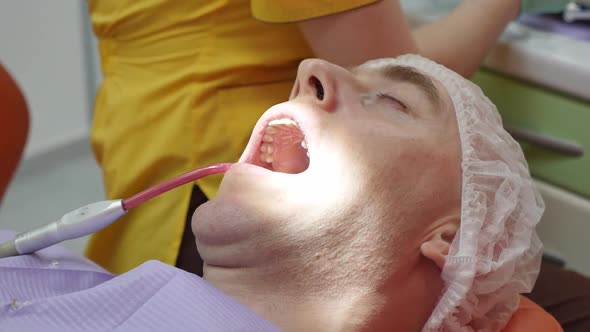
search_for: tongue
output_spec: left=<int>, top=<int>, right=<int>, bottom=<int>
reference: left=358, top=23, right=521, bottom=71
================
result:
left=272, top=141, right=309, bottom=174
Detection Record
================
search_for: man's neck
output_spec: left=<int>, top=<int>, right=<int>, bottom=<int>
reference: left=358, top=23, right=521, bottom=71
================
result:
left=203, top=258, right=442, bottom=332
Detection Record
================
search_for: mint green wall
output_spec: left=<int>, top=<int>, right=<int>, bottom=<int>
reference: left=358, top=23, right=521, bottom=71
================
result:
left=472, top=69, right=590, bottom=198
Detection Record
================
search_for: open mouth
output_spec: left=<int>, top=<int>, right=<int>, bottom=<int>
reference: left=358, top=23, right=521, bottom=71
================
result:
left=242, top=117, right=311, bottom=174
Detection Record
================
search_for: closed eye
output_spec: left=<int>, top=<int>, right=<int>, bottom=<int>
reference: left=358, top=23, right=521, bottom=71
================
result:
left=377, top=92, right=407, bottom=111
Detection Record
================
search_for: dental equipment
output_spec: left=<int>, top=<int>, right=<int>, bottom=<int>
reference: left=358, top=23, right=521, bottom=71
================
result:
left=564, top=2, right=590, bottom=22
left=0, top=163, right=232, bottom=259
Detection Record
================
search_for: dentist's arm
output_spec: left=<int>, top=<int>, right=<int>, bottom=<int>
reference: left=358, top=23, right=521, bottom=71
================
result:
left=297, top=0, right=520, bottom=77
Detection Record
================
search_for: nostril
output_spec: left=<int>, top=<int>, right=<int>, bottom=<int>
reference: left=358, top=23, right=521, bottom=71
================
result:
left=309, top=76, right=324, bottom=101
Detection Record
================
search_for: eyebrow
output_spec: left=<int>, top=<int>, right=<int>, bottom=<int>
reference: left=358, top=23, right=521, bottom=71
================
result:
left=355, top=64, right=441, bottom=108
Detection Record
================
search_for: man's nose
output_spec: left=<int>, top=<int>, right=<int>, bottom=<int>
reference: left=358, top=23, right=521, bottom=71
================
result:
left=290, top=59, right=339, bottom=112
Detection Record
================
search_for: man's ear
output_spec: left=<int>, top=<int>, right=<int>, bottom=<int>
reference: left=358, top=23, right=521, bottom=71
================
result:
left=420, top=222, right=458, bottom=270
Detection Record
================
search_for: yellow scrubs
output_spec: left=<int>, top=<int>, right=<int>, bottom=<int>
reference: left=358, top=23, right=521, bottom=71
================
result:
left=86, top=0, right=378, bottom=273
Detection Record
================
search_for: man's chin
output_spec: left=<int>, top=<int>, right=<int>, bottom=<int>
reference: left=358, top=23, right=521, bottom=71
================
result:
left=192, top=196, right=252, bottom=246
left=192, top=195, right=284, bottom=269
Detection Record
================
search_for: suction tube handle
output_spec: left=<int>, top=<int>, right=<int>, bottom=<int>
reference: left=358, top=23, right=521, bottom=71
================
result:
left=13, top=200, right=125, bottom=255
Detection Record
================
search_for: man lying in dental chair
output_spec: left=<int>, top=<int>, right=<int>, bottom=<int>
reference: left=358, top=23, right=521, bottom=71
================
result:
left=0, top=55, right=561, bottom=332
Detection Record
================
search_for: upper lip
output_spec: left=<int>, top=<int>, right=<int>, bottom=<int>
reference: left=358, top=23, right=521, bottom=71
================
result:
left=238, top=102, right=316, bottom=169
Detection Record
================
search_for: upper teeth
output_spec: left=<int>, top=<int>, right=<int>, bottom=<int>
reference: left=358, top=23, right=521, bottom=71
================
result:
left=260, top=118, right=309, bottom=165
left=268, top=118, right=299, bottom=127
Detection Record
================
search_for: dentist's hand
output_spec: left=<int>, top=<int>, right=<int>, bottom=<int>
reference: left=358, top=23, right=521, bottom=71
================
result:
left=521, top=0, right=571, bottom=14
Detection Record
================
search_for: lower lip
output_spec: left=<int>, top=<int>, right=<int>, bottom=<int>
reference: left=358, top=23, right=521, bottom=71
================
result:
left=227, top=162, right=272, bottom=177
